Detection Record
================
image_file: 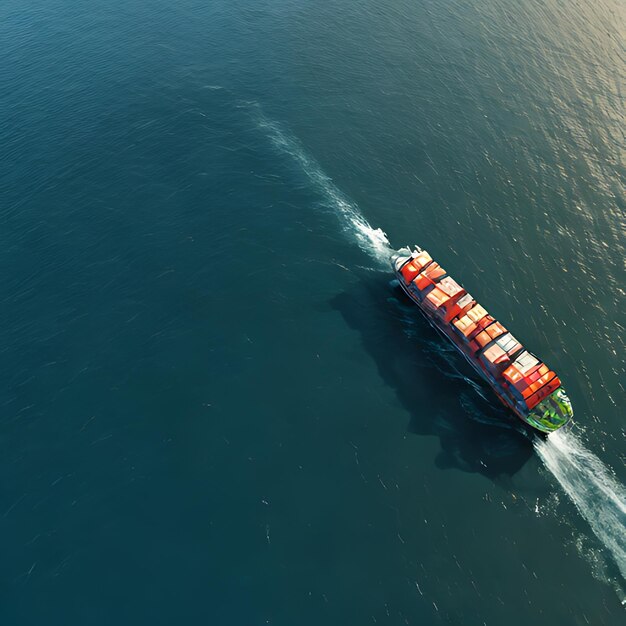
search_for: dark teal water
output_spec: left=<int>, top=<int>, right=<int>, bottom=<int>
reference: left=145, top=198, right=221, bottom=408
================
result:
left=1, top=1, right=625, bottom=624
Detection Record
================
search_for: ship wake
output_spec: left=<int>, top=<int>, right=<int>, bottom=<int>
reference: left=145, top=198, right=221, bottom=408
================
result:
left=252, top=104, right=626, bottom=600
left=254, top=110, right=391, bottom=267
left=535, top=430, right=626, bottom=593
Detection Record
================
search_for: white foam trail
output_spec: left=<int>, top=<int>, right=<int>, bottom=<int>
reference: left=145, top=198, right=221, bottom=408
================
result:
left=535, top=430, right=626, bottom=585
left=255, top=114, right=392, bottom=266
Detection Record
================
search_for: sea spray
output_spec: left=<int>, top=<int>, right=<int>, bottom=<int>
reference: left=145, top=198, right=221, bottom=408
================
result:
left=535, top=429, right=626, bottom=588
left=254, top=111, right=392, bottom=266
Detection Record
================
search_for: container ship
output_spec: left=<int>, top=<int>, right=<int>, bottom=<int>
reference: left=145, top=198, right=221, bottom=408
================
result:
left=392, top=246, right=573, bottom=434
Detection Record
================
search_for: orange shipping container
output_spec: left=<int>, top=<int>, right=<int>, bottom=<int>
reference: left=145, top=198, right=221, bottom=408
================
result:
left=503, top=365, right=523, bottom=385
left=453, top=314, right=478, bottom=339
left=425, top=287, right=450, bottom=309
left=486, top=322, right=507, bottom=340
left=415, top=273, right=433, bottom=291
left=400, top=252, right=432, bottom=283
left=466, top=304, right=488, bottom=324
left=525, top=377, right=561, bottom=409
left=400, top=262, right=420, bottom=284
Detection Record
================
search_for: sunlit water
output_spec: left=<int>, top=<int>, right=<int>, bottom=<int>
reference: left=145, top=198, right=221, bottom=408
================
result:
left=261, top=116, right=626, bottom=601
left=1, top=1, right=624, bottom=624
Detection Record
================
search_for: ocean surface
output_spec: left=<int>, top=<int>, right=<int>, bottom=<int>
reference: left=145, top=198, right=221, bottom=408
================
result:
left=1, top=1, right=624, bottom=624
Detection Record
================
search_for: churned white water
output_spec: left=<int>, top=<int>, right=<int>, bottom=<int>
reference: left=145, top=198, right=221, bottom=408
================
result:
left=535, top=430, right=626, bottom=588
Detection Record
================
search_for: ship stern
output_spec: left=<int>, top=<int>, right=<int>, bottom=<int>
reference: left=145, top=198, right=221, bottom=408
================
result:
left=524, top=388, right=573, bottom=434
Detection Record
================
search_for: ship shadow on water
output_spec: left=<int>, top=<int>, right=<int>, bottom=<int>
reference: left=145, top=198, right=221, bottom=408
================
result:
left=331, top=273, right=534, bottom=479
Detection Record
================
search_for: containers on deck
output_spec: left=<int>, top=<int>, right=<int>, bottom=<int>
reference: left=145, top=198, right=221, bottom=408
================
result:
left=392, top=247, right=573, bottom=434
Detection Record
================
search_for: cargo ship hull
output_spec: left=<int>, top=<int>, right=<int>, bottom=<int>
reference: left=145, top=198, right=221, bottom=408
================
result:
left=391, top=247, right=573, bottom=434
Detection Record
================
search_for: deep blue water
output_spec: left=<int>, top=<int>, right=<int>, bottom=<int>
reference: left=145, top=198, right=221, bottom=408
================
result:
left=1, top=1, right=625, bottom=624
